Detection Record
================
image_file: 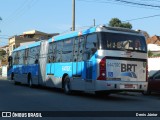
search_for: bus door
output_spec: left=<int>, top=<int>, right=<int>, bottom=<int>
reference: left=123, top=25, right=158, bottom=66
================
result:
left=84, top=60, right=95, bottom=90
left=38, top=40, right=49, bottom=86
left=84, top=34, right=97, bottom=90
left=45, top=42, right=56, bottom=87
left=73, top=37, right=84, bottom=77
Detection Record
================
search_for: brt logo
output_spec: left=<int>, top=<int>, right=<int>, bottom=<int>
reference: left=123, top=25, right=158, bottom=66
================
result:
left=121, top=64, right=137, bottom=72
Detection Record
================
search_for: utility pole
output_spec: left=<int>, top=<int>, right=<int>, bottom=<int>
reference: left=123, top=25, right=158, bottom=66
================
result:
left=72, top=0, right=75, bottom=31
left=0, top=17, right=2, bottom=33
left=93, top=19, right=95, bottom=26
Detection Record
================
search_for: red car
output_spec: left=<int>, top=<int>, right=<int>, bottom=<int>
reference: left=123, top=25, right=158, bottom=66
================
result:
left=145, top=70, right=160, bottom=94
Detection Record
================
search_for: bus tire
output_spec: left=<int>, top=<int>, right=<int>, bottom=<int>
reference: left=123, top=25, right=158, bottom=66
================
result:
left=28, top=75, right=33, bottom=88
left=64, top=76, right=72, bottom=94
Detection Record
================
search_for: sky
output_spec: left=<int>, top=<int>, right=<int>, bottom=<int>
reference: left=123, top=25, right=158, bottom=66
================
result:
left=0, top=0, right=160, bottom=46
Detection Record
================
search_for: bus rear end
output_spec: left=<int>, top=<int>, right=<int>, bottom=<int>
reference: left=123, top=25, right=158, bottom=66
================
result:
left=95, top=27, right=148, bottom=93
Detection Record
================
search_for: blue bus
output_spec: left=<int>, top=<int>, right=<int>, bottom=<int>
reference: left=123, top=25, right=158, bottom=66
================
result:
left=8, top=25, right=148, bottom=95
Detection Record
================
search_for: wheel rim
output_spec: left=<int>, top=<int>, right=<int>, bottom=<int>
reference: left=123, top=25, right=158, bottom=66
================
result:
left=64, top=78, right=70, bottom=93
left=65, top=81, right=69, bottom=92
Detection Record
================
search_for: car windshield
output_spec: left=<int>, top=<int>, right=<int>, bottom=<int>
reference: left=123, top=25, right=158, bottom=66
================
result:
left=150, top=70, right=160, bottom=78
left=99, top=32, right=147, bottom=53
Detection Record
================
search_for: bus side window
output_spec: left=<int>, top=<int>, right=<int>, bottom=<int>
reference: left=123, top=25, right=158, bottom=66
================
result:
left=28, top=47, right=36, bottom=64
left=56, top=41, right=63, bottom=62
left=15, top=51, right=19, bottom=64
left=52, top=43, right=56, bottom=62
left=24, top=49, right=29, bottom=65
left=19, top=50, right=25, bottom=65
left=48, top=43, right=56, bottom=63
left=35, top=46, right=40, bottom=64
left=48, top=43, right=53, bottom=63
left=12, top=52, right=16, bottom=65
left=62, top=39, right=73, bottom=62
left=78, top=37, right=85, bottom=61
left=73, top=38, right=79, bottom=62
left=84, top=34, right=97, bottom=60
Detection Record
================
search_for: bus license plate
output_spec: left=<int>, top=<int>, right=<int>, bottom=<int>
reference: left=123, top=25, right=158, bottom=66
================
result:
left=120, top=84, right=137, bottom=89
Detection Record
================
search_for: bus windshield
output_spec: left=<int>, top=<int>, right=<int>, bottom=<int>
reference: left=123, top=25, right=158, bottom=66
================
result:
left=99, top=32, right=147, bottom=53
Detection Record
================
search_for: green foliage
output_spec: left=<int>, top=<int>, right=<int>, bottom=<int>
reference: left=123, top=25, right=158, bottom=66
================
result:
left=0, top=49, right=6, bottom=60
left=109, top=18, right=132, bottom=29
left=148, top=50, right=153, bottom=57
left=153, top=54, right=160, bottom=57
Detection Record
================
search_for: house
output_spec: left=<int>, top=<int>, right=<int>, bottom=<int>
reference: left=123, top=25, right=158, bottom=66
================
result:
left=8, top=30, right=58, bottom=55
left=146, top=35, right=160, bottom=45
left=148, top=44, right=160, bottom=55
left=146, top=35, right=160, bottom=55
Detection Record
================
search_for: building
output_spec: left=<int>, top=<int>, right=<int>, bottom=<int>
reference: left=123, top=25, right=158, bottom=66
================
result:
left=146, top=35, right=160, bottom=45
left=146, top=35, right=160, bottom=56
left=148, top=44, right=160, bottom=55
left=8, top=30, right=58, bottom=55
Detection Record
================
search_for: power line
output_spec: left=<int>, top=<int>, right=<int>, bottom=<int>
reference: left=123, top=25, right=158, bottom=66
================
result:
left=77, top=0, right=160, bottom=10
left=114, top=0, right=160, bottom=8
left=123, top=14, right=160, bottom=22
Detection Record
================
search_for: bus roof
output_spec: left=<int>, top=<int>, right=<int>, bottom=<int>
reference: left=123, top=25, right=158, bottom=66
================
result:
left=48, top=26, right=97, bottom=43
left=48, top=25, right=142, bottom=42
left=13, top=41, right=41, bottom=52
left=13, top=26, right=97, bottom=52
left=12, top=25, right=143, bottom=52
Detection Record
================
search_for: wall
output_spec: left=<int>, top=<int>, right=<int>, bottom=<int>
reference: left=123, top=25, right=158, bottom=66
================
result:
left=2, top=65, right=7, bottom=77
left=148, top=57, right=160, bottom=76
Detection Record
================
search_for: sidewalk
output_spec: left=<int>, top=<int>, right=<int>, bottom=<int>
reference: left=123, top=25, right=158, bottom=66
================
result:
left=0, top=75, right=8, bottom=80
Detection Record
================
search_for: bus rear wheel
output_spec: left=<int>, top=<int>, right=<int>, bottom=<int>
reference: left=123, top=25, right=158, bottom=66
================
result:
left=64, top=76, right=72, bottom=94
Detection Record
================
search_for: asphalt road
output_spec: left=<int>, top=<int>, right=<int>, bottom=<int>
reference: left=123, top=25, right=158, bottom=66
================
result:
left=0, top=78, right=160, bottom=120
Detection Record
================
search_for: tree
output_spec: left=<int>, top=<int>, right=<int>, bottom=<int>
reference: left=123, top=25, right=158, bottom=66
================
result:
left=0, top=49, right=6, bottom=60
left=0, top=49, right=6, bottom=56
left=108, top=18, right=132, bottom=29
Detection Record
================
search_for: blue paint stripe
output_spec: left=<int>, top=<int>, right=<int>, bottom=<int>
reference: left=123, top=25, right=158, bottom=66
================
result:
left=13, top=41, right=41, bottom=52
